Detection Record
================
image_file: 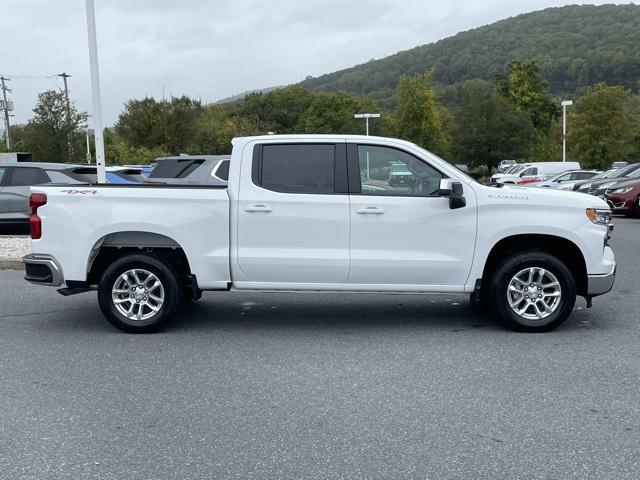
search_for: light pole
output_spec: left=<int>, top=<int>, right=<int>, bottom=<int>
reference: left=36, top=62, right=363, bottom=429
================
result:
left=354, top=113, right=380, bottom=136
left=561, top=100, right=573, bottom=163
left=85, top=0, right=107, bottom=183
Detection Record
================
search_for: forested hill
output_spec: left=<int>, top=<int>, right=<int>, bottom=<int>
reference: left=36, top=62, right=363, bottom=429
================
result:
left=299, top=4, right=640, bottom=104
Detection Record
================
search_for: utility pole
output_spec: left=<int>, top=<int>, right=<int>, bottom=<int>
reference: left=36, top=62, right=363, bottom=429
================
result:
left=1, top=76, right=12, bottom=151
left=58, top=72, right=73, bottom=160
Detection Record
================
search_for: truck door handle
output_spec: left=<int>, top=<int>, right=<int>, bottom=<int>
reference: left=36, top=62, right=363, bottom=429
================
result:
left=356, top=206, right=385, bottom=215
left=245, top=204, right=273, bottom=213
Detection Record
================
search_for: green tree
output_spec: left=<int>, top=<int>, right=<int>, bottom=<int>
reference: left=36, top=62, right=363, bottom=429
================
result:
left=451, top=79, right=534, bottom=168
left=239, top=86, right=315, bottom=134
left=18, top=90, right=87, bottom=162
left=103, top=130, right=169, bottom=165
left=189, top=105, right=253, bottom=154
left=497, top=60, right=560, bottom=134
left=395, top=72, right=448, bottom=156
left=568, top=83, right=638, bottom=169
left=115, top=96, right=203, bottom=154
left=298, top=91, right=383, bottom=134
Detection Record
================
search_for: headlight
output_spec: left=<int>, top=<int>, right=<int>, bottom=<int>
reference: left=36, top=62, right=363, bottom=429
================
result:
left=599, top=182, right=616, bottom=190
left=586, top=208, right=612, bottom=225
left=609, top=187, right=632, bottom=194
left=579, top=183, right=591, bottom=190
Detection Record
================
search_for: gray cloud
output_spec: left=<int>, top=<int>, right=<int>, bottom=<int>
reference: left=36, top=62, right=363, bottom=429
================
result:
left=1, top=0, right=630, bottom=127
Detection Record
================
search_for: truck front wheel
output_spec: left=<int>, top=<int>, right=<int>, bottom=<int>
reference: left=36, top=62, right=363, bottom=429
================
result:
left=489, top=251, right=576, bottom=332
left=97, top=254, right=181, bottom=333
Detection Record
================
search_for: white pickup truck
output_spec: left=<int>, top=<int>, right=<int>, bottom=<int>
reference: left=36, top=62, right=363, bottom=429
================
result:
left=23, top=135, right=616, bottom=333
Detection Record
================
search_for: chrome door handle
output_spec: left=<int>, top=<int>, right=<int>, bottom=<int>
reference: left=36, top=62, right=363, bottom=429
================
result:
left=356, top=206, right=385, bottom=215
left=245, top=204, right=273, bottom=213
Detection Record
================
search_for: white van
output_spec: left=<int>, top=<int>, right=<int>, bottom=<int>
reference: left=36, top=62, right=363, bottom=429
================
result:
left=493, top=162, right=581, bottom=185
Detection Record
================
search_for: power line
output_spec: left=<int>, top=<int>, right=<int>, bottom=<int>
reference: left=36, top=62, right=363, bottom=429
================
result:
left=0, top=73, right=59, bottom=80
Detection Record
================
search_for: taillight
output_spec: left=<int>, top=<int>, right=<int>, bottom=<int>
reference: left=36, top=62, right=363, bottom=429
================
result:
left=29, top=193, right=47, bottom=239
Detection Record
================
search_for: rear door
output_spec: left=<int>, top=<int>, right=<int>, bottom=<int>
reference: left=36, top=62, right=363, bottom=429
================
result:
left=236, top=142, right=350, bottom=285
left=347, top=143, right=477, bottom=289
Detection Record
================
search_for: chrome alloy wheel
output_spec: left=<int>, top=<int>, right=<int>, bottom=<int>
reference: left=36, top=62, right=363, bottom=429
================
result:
left=112, top=269, right=165, bottom=321
left=507, top=267, right=562, bottom=321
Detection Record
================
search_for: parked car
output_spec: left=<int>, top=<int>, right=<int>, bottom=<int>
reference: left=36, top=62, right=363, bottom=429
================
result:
left=146, top=155, right=229, bottom=185
left=588, top=165, right=640, bottom=198
left=0, top=163, right=98, bottom=233
left=106, top=167, right=145, bottom=184
left=489, top=163, right=531, bottom=184
left=605, top=179, right=640, bottom=217
left=491, top=162, right=581, bottom=185
left=23, top=135, right=615, bottom=334
left=497, top=160, right=517, bottom=173
left=574, top=163, right=640, bottom=196
left=570, top=169, right=617, bottom=192
left=528, top=170, right=599, bottom=189
left=388, top=162, right=413, bottom=187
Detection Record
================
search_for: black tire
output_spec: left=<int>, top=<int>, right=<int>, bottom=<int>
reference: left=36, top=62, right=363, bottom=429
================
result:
left=97, top=254, right=181, bottom=333
left=633, top=196, right=640, bottom=219
left=488, top=250, right=576, bottom=333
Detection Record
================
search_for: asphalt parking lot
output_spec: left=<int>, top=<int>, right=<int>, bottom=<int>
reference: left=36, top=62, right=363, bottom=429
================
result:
left=0, top=219, right=638, bottom=479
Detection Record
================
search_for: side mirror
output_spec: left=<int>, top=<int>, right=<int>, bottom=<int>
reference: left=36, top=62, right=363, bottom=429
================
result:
left=438, top=179, right=466, bottom=209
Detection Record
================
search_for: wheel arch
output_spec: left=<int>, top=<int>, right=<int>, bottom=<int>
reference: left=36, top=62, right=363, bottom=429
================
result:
left=481, top=234, right=588, bottom=297
left=86, top=231, right=193, bottom=286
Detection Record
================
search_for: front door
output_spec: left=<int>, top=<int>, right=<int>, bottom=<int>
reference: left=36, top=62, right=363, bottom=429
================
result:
left=236, top=142, right=350, bottom=286
left=347, top=144, right=477, bottom=290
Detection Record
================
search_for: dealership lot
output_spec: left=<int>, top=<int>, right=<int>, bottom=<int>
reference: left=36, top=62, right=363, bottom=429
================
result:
left=0, top=218, right=638, bottom=479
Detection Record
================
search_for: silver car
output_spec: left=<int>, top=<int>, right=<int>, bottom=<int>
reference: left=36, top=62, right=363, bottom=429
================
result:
left=529, top=170, right=600, bottom=189
left=146, top=155, right=230, bottom=185
left=0, top=163, right=94, bottom=233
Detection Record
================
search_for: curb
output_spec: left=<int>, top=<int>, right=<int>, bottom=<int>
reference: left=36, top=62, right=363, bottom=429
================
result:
left=0, top=260, right=24, bottom=270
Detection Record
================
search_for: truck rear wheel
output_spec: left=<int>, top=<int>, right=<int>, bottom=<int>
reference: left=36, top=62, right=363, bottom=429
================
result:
left=488, top=251, right=576, bottom=332
left=97, top=254, right=180, bottom=333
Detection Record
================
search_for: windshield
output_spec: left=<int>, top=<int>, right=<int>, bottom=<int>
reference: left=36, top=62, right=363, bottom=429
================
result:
left=591, top=169, right=614, bottom=179
left=509, top=164, right=529, bottom=174
left=626, top=167, right=640, bottom=179
left=547, top=171, right=571, bottom=182
left=609, top=163, right=640, bottom=179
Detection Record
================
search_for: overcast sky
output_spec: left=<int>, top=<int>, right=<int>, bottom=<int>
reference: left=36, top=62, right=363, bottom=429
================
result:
left=1, top=0, right=632, bottom=127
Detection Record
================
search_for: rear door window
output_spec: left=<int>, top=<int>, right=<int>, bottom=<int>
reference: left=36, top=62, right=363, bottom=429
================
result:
left=253, top=144, right=336, bottom=194
left=8, top=167, right=50, bottom=186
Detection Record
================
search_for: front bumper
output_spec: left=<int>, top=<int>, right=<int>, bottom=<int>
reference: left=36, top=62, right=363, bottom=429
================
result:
left=22, top=254, right=64, bottom=287
left=587, top=263, right=616, bottom=297
left=605, top=195, right=633, bottom=212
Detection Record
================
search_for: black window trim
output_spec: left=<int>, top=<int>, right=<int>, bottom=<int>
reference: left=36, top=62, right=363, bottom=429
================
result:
left=251, top=142, right=348, bottom=195
left=346, top=142, right=447, bottom=198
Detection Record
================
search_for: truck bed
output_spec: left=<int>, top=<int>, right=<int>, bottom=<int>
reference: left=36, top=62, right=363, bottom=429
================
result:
left=31, top=184, right=231, bottom=289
